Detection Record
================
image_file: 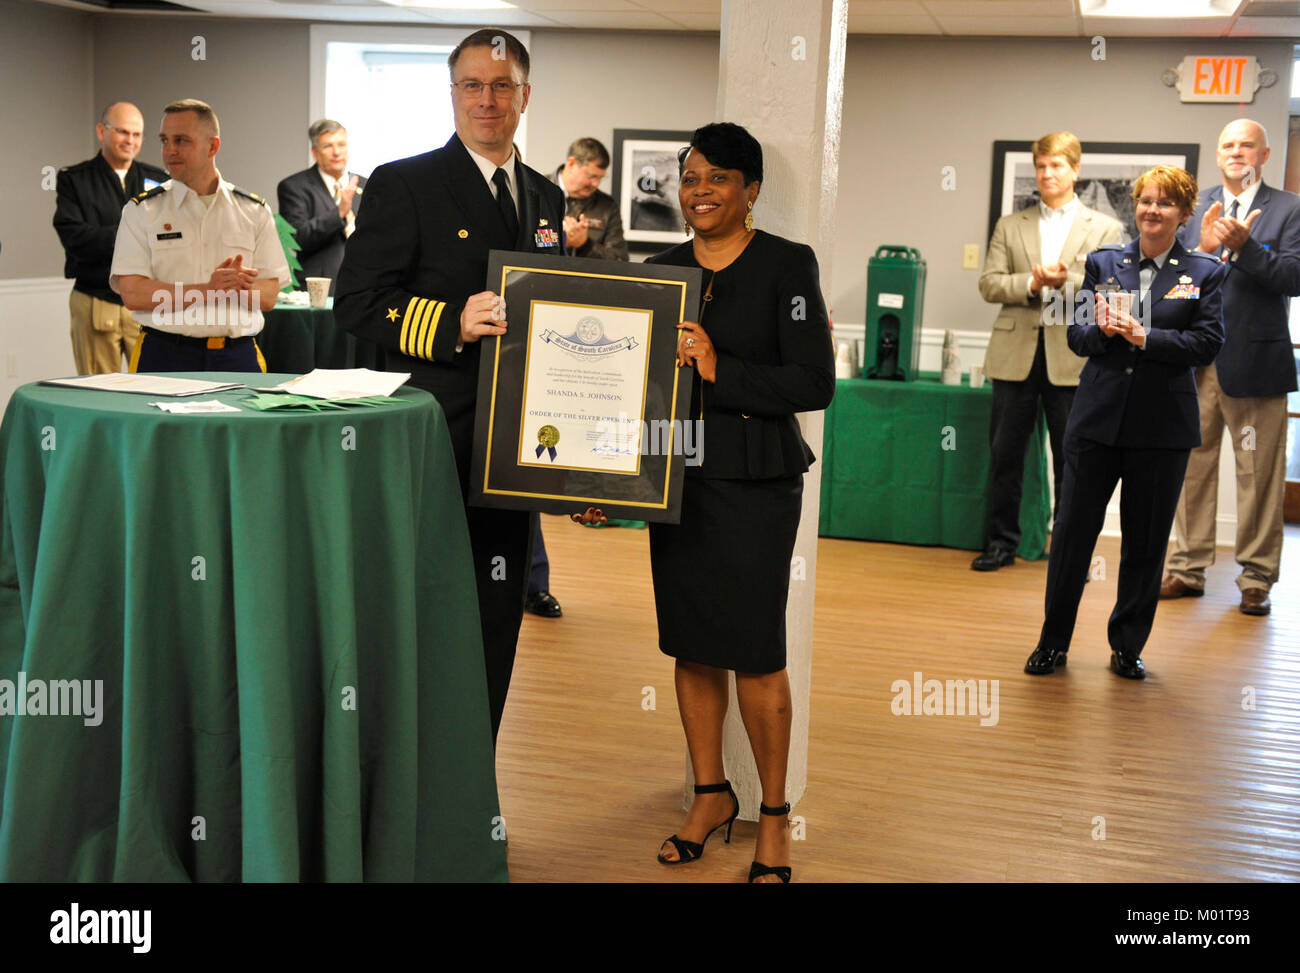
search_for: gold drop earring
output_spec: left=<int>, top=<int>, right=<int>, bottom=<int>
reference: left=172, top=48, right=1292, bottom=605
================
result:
left=744, top=200, right=754, bottom=232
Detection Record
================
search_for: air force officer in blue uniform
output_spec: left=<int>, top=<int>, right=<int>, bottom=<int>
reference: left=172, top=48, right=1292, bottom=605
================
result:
left=1025, top=166, right=1226, bottom=680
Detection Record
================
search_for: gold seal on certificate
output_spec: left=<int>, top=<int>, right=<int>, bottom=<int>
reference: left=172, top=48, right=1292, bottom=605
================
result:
left=470, top=251, right=702, bottom=523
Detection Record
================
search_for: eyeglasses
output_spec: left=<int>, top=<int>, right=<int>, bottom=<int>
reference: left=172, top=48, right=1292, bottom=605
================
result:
left=103, top=124, right=142, bottom=140
left=1136, top=198, right=1179, bottom=210
left=451, top=80, right=522, bottom=98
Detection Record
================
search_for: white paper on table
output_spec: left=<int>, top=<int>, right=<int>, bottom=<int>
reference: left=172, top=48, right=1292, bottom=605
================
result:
left=275, top=368, right=410, bottom=401
left=149, top=399, right=242, bottom=414
left=42, top=374, right=245, bottom=397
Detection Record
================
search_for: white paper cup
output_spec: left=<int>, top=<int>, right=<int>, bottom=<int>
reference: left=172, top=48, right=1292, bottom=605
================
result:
left=306, top=277, right=331, bottom=308
left=969, top=364, right=985, bottom=389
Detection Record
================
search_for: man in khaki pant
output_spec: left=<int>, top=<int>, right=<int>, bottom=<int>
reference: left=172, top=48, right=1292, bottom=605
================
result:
left=1162, top=119, right=1300, bottom=616
left=54, top=102, right=167, bottom=373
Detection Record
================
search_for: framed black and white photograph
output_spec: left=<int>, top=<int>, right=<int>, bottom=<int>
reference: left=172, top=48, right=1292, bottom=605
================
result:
left=611, top=129, right=692, bottom=253
left=988, top=141, right=1201, bottom=242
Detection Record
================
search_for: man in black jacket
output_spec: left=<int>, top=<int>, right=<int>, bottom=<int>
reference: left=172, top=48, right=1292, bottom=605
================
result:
left=551, top=137, right=628, bottom=261
left=276, top=120, right=366, bottom=293
left=335, top=28, right=565, bottom=745
left=54, top=102, right=167, bottom=374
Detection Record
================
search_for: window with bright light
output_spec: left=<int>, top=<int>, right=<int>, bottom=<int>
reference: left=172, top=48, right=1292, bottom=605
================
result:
left=324, top=43, right=454, bottom=178
left=310, top=26, right=530, bottom=178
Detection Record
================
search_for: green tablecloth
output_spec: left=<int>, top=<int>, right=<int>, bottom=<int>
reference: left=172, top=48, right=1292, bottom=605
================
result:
left=259, top=300, right=383, bottom=373
left=818, top=376, right=1051, bottom=560
left=0, top=374, right=506, bottom=881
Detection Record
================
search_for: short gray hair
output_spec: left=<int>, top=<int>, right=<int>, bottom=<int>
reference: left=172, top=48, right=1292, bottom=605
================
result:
left=308, top=119, right=345, bottom=147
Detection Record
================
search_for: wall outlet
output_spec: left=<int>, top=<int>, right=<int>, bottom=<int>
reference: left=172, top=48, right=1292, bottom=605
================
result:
left=962, top=244, right=980, bottom=270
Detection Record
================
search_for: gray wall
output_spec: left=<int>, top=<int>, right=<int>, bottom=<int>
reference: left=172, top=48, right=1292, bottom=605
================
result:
left=93, top=15, right=308, bottom=210
left=832, top=34, right=1296, bottom=333
left=0, top=0, right=95, bottom=279
left=3, top=9, right=1295, bottom=341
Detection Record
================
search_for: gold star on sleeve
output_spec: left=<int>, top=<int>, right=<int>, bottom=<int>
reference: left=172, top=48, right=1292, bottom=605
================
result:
left=386, top=307, right=399, bottom=322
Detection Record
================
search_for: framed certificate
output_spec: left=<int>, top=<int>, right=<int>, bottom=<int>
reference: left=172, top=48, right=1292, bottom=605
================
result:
left=469, top=251, right=703, bottom=522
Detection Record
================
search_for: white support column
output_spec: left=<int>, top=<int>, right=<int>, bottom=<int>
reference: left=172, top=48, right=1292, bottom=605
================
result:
left=685, top=0, right=847, bottom=820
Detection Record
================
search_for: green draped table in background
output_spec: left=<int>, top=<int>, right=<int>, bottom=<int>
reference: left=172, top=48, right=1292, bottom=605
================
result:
left=0, top=374, right=506, bottom=882
left=818, top=376, right=1051, bottom=560
left=259, top=299, right=383, bottom=373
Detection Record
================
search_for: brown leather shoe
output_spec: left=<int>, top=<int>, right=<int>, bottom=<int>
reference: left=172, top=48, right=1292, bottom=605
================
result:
left=1240, top=588, right=1271, bottom=616
left=1160, top=574, right=1204, bottom=599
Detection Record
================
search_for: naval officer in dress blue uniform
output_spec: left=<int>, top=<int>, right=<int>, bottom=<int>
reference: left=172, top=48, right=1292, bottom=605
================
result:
left=1025, top=165, right=1226, bottom=680
left=334, top=29, right=565, bottom=744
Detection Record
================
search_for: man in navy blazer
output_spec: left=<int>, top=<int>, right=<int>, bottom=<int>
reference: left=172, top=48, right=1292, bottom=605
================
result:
left=1026, top=166, right=1225, bottom=680
left=277, top=120, right=366, bottom=294
left=1161, top=119, right=1300, bottom=616
left=335, top=29, right=564, bottom=744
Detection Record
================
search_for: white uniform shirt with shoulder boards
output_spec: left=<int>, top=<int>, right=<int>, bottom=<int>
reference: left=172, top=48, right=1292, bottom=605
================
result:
left=109, top=173, right=291, bottom=337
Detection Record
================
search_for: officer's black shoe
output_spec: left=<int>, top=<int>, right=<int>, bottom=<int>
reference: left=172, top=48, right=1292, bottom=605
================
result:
left=525, top=591, right=563, bottom=618
left=971, top=549, right=1015, bottom=572
left=1024, top=647, right=1067, bottom=675
left=1110, top=652, right=1146, bottom=680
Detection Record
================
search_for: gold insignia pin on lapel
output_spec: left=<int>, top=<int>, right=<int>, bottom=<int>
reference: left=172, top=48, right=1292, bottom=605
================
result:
left=538, top=219, right=549, bottom=227
left=1179, top=275, right=1192, bottom=284
left=1169, top=258, right=1179, bottom=265
left=458, top=229, right=468, bottom=239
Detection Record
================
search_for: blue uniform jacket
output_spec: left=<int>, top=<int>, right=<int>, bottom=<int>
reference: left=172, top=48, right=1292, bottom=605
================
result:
left=1066, top=239, right=1226, bottom=450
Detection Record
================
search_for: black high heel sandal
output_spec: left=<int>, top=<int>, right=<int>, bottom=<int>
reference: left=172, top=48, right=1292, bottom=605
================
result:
left=748, top=801, right=792, bottom=884
left=657, top=781, right=740, bottom=865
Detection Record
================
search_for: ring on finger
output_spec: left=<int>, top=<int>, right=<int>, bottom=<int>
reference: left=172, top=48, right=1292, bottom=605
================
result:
left=686, top=337, right=695, bottom=347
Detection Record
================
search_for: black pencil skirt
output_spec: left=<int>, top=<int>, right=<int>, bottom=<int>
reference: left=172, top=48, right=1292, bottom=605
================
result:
left=648, top=474, right=804, bottom=674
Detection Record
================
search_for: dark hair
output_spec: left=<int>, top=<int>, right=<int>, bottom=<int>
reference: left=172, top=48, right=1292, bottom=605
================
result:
left=448, top=28, right=530, bottom=81
left=567, top=137, right=610, bottom=169
left=677, top=122, right=762, bottom=186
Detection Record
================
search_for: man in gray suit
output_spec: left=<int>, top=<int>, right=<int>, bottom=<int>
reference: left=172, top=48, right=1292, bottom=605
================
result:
left=973, top=131, right=1124, bottom=571
left=1161, top=118, right=1300, bottom=616
left=551, top=137, right=628, bottom=261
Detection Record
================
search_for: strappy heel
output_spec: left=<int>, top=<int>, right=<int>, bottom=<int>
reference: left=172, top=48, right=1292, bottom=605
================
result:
left=657, top=780, right=740, bottom=865
left=748, top=801, right=792, bottom=883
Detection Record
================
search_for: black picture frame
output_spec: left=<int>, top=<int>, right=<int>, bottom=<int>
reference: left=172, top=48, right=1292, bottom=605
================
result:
left=469, top=250, right=702, bottom=522
left=988, top=140, right=1201, bottom=242
left=611, top=128, right=693, bottom=254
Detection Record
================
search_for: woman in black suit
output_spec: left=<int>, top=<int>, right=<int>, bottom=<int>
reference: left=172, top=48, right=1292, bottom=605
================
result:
left=1024, top=165, right=1226, bottom=680
left=575, top=123, right=834, bottom=882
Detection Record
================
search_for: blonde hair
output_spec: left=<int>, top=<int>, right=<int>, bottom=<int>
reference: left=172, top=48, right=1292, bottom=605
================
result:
left=1031, top=132, right=1081, bottom=167
left=163, top=99, right=219, bottom=136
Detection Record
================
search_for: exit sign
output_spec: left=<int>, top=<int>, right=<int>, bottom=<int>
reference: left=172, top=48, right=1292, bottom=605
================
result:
left=1175, top=55, right=1261, bottom=103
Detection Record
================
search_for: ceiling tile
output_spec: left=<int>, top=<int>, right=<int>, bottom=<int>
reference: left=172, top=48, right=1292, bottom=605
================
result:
left=934, top=14, right=1081, bottom=33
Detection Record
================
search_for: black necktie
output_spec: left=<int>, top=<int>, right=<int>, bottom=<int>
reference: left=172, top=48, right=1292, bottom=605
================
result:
left=1228, top=198, right=1239, bottom=220
left=493, top=168, right=519, bottom=242
left=1139, top=258, right=1157, bottom=300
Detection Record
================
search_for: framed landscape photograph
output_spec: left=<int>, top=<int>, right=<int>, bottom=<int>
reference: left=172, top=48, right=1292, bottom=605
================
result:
left=988, top=140, right=1201, bottom=242
left=611, top=129, right=692, bottom=253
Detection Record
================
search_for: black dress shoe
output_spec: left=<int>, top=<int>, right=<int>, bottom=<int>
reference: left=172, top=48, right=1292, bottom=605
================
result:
left=525, top=591, right=562, bottom=618
left=1024, top=647, right=1067, bottom=674
left=971, top=549, right=1015, bottom=571
left=1109, top=652, right=1146, bottom=679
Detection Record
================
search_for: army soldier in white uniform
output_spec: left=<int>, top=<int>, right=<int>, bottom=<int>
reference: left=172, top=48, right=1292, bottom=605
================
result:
left=110, top=99, right=289, bottom=372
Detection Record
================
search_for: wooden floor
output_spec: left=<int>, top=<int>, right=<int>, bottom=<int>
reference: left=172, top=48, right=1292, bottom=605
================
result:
left=496, top=515, right=1300, bottom=882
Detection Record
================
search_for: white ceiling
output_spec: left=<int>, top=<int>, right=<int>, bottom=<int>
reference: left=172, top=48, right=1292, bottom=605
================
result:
left=26, top=0, right=1300, bottom=36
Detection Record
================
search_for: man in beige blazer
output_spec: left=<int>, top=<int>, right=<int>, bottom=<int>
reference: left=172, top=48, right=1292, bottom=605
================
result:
left=972, top=131, right=1125, bottom=571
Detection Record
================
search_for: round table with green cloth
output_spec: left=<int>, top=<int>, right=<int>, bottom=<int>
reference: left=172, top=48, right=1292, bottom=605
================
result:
left=818, top=375, right=1051, bottom=560
left=0, top=374, right=506, bottom=882
left=259, top=299, right=384, bottom=373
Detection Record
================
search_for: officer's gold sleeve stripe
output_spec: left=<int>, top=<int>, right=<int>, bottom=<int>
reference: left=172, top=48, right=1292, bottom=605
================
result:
left=405, top=298, right=430, bottom=358
left=399, top=297, right=422, bottom=357
left=413, top=298, right=437, bottom=360
left=424, top=302, right=445, bottom=360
